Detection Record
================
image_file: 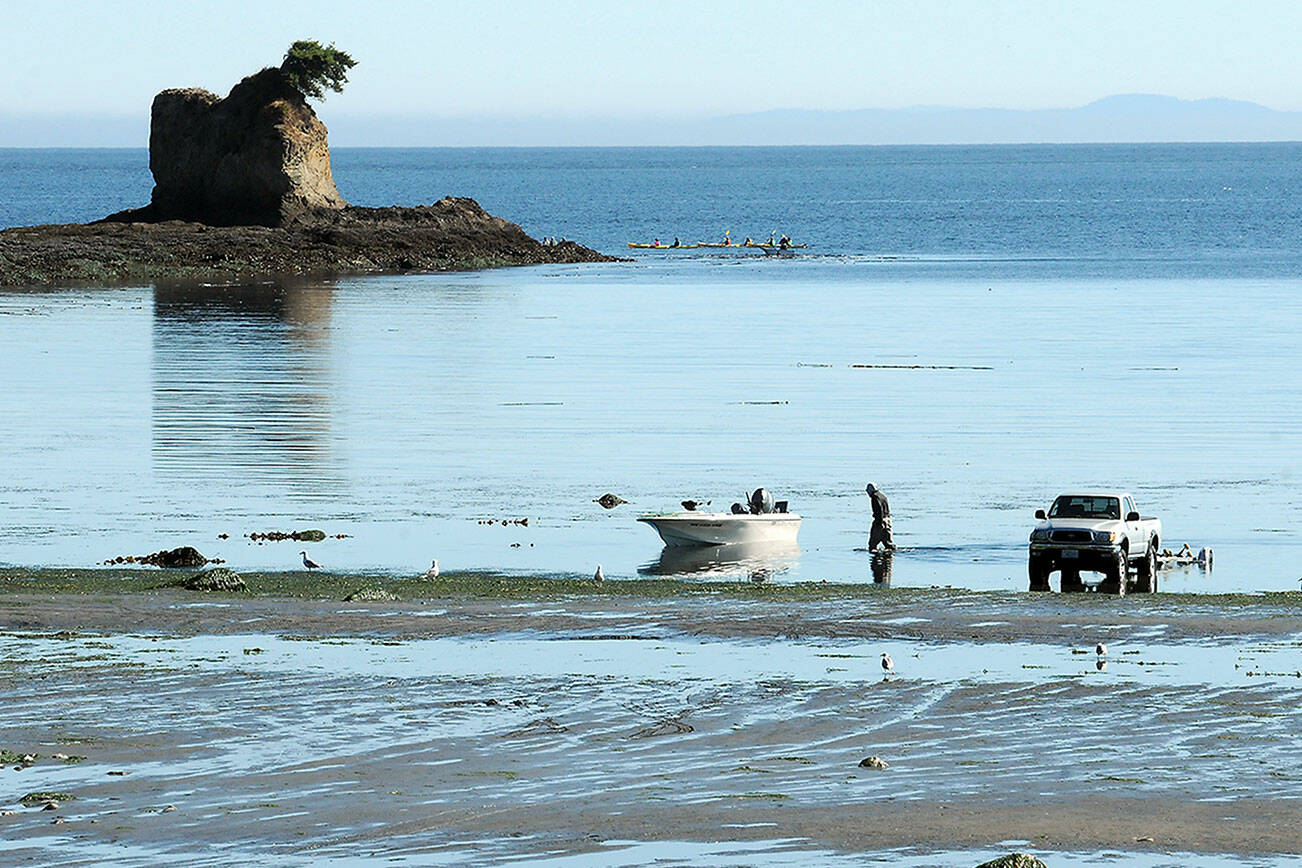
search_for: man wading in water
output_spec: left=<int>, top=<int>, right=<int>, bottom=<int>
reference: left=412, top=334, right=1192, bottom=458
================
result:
left=865, top=482, right=896, bottom=551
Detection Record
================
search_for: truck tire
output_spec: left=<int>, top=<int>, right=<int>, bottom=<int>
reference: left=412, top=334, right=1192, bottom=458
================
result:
left=1028, top=556, right=1051, bottom=591
left=1101, top=548, right=1128, bottom=596
left=1134, top=543, right=1159, bottom=593
left=1060, top=568, right=1084, bottom=593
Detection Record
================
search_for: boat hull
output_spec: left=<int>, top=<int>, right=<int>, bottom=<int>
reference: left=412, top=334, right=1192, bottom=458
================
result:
left=637, top=512, right=802, bottom=547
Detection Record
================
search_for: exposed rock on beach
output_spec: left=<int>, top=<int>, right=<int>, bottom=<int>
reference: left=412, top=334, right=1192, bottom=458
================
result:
left=344, top=587, right=399, bottom=602
left=975, top=855, right=1049, bottom=868
left=174, top=568, right=247, bottom=593
left=106, top=546, right=211, bottom=568
left=0, top=61, right=612, bottom=286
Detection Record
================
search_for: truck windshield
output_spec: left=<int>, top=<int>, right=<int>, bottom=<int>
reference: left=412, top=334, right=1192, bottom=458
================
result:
left=1049, top=496, right=1120, bottom=519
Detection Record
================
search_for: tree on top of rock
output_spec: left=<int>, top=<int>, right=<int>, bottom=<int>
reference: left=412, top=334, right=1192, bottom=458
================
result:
left=280, top=40, right=356, bottom=101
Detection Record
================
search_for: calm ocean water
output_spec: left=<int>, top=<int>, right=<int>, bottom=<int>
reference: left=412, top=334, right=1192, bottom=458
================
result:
left=1, top=145, right=1299, bottom=590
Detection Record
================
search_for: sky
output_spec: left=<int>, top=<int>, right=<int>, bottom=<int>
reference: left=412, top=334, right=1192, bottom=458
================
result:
left=3, top=0, right=1301, bottom=144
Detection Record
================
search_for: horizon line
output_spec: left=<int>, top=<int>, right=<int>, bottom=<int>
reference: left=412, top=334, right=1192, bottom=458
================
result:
left=8, top=92, right=1302, bottom=149
left=3, top=139, right=1302, bottom=151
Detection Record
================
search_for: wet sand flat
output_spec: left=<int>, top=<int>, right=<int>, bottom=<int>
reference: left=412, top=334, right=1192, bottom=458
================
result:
left=2, top=584, right=1302, bottom=865
left=3, top=571, right=1302, bottom=642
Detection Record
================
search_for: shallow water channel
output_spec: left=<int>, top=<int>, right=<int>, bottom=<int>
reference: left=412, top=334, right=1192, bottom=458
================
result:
left=3, top=620, right=1301, bottom=865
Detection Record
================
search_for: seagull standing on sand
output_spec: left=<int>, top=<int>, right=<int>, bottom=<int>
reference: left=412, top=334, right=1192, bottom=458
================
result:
left=424, top=559, right=439, bottom=579
left=300, top=550, right=322, bottom=570
left=594, top=564, right=605, bottom=582
left=881, top=652, right=894, bottom=678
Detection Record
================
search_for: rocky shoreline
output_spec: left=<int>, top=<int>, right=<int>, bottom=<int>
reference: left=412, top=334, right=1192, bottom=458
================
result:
left=1, top=60, right=617, bottom=286
left=0, top=197, right=614, bottom=286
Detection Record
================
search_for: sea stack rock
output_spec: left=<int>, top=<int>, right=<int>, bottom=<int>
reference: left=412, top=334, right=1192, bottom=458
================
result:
left=147, top=68, right=346, bottom=226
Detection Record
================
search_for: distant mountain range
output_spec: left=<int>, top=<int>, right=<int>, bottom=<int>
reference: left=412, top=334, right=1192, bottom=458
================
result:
left=690, top=94, right=1302, bottom=147
left=6, top=95, right=1302, bottom=147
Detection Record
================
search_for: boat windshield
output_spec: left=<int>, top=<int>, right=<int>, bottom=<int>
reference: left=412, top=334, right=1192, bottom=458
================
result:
left=1049, top=496, right=1120, bottom=520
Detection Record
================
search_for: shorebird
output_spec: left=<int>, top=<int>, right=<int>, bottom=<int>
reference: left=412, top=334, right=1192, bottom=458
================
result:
left=424, top=559, right=439, bottom=579
left=300, top=550, right=322, bottom=570
left=594, top=564, right=604, bottom=582
left=881, top=652, right=894, bottom=677
left=1096, top=642, right=1107, bottom=657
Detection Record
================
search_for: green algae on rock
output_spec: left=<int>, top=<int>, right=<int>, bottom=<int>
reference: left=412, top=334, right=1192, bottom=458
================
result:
left=175, top=568, right=248, bottom=593
left=343, top=587, right=399, bottom=602
left=19, top=791, right=75, bottom=806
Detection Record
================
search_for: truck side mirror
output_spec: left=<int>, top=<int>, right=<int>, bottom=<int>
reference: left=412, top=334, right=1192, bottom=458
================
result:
left=1126, top=511, right=1140, bottom=522
left=1034, top=509, right=1046, bottom=520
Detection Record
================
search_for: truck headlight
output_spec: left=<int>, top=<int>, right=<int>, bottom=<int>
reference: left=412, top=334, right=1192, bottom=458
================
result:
left=1093, top=530, right=1117, bottom=543
left=1030, top=529, right=1050, bottom=541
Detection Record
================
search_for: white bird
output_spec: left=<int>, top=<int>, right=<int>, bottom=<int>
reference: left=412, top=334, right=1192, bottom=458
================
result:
left=1096, top=642, right=1107, bottom=656
left=594, top=564, right=604, bottom=582
left=881, top=652, right=894, bottom=676
left=300, top=550, right=322, bottom=570
left=424, top=559, right=439, bottom=579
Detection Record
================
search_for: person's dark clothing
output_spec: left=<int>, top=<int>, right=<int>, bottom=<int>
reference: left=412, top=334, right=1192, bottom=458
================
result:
left=867, top=488, right=895, bottom=551
left=869, top=490, right=890, bottom=522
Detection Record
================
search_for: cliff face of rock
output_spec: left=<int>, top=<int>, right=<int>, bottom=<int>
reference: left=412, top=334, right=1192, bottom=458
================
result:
left=147, top=68, right=346, bottom=226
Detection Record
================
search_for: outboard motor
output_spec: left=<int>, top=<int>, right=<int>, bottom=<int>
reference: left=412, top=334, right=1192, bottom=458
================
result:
left=731, top=502, right=748, bottom=515
left=748, top=488, right=774, bottom=515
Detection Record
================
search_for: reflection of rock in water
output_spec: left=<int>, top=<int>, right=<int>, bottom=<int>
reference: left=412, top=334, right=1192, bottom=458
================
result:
left=640, top=541, right=800, bottom=580
left=151, top=277, right=341, bottom=498
left=871, top=551, right=893, bottom=586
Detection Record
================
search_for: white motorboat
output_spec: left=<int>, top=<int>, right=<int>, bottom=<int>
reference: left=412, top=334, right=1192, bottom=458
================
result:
left=638, top=488, right=801, bottom=547
left=638, top=511, right=802, bottom=547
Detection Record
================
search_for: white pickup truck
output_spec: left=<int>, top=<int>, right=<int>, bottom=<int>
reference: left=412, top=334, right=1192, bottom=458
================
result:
left=1028, top=492, right=1162, bottom=594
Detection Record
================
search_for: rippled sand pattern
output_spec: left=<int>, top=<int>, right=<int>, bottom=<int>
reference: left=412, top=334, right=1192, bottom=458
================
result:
left=3, top=607, right=1301, bottom=865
